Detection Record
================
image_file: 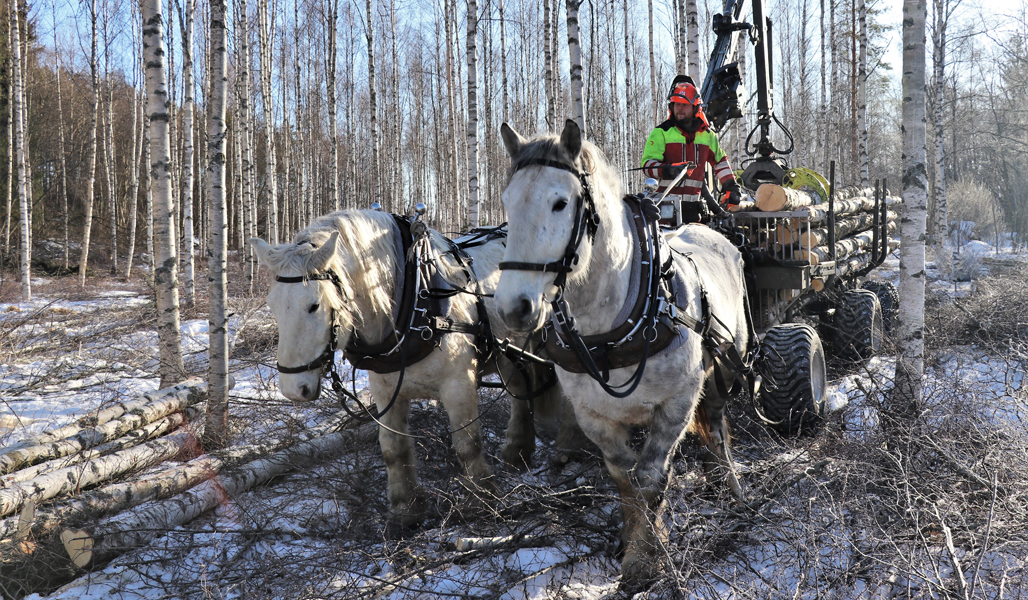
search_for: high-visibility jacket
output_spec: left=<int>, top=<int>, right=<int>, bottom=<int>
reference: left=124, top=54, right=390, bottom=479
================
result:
left=641, top=120, right=737, bottom=204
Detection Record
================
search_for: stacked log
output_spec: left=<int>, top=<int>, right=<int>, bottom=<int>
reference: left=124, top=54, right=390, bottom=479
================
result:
left=737, top=184, right=901, bottom=270
left=0, top=379, right=375, bottom=598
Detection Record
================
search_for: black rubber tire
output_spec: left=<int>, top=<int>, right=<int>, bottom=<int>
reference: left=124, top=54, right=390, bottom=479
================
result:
left=756, top=323, right=827, bottom=436
left=862, top=280, right=899, bottom=332
left=835, top=289, right=884, bottom=362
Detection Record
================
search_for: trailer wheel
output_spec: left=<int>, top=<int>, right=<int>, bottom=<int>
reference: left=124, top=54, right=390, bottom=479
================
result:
left=756, top=323, right=827, bottom=436
left=862, top=280, right=899, bottom=332
left=835, top=289, right=884, bottom=361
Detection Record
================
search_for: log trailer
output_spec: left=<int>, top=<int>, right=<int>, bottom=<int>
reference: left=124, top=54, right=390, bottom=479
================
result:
left=653, top=0, right=899, bottom=435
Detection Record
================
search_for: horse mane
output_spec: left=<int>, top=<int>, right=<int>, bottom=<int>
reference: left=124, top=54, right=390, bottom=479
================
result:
left=263, top=209, right=473, bottom=330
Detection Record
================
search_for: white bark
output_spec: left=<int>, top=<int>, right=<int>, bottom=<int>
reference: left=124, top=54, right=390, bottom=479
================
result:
left=179, top=0, right=196, bottom=306
left=857, top=0, right=869, bottom=187
left=647, top=0, right=657, bottom=123
left=233, top=0, right=255, bottom=287
left=257, top=0, right=279, bottom=243
left=0, top=430, right=197, bottom=519
left=80, top=0, right=100, bottom=288
left=3, top=24, right=10, bottom=259
left=207, top=0, right=230, bottom=447
left=125, top=89, right=144, bottom=279
left=10, top=0, right=30, bottom=300
left=499, top=0, right=508, bottom=124
left=467, top=0, right=480, bottom=228
left=543, top=0, right=554, bottom=131
left=567, top=0, right=585, bottom=134
left=142, top=0, right=185, bottom=387
left=53, top=1, right=71, bottom=271
left=685, top=0, right=700, bottom=81
left=932, top=0, right=952, bottom=277
left=0, top=416, right=373, bottom=542
left=0, top=390, right=205, bottom=475
left=327, top=0, right=340, bottom=211
left=894, top=0, right=929, bottom=414
left=71, top=422, right=377, bottom=567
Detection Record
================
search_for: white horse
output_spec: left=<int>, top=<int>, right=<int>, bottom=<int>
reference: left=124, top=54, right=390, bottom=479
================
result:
left=251, top=209, right=581, bottom=534
left=494, top=121, right=749, bottom=584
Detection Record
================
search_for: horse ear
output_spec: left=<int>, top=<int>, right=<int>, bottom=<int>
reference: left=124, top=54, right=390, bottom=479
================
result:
left=500, top=122, right=526, bottom=158
left=560, top=119, right=582, bottom=161
left=250, top=237, right=273, bottom=268
left=310, top=231, right=340, bottom=271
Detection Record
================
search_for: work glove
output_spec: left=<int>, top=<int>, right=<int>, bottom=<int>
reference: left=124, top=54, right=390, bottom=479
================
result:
left=661, top=163, right=685, bottom=181
left=720, top=179, right=742, bottom=208
left=640, top=197, right=662, bottom=222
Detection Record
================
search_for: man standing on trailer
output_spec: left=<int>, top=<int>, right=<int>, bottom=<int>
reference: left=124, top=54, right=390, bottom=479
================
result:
left=641, top=76, right=742, bottom=224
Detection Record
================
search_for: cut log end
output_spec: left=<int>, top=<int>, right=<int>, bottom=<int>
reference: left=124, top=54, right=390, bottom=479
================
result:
left=61, top=528, right=94, bottom=568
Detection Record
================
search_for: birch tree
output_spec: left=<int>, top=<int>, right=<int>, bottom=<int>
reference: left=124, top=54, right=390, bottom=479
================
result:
left=10, top=0, right=29, bottom=300
left=52, top=4, right=71, bottom=271
left=326, top=0, right=339, bottom=211
left=80, top=0, right=101, bottom=287
left=3, top=25, right=10, bottom=259
left=543, top=0, right=554, bottom=131
left=892, top=0, right=928, bottom=417
left=686, top=0, right=700, bottom=80
left=206, top=0, right=230, bottom=447
left=857, top=0, right=869, bottom=186
left=233, top=0, right=255, bottom=287
left=932, top=0, right=954, bottom=277
left=177, top=0, right=196, bottom=305
left=365, top=0, right=381, bottom=209
left=567, top=0, right=585, bottom=133
left=142, top=0, right=185, bottom=387
left=467, top=0, right=480, bottom=228
left=257, top=0, right=279, bottom=243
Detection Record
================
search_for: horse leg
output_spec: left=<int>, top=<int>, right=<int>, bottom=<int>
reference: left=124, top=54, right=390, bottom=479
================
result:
left=700, top=374, right=746, bottom=503
left=553, top=391, right=590, bottom=461
left=499, top=359, right=537, bottom=470
left=372, top=377, right=429, bottom=535
left=573, top=413, right=654, bottom=577
left=439, top=367, right=495, bottom=493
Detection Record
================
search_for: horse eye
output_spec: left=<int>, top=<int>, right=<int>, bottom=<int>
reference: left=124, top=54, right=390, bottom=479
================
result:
left=308, top=303, right=319, bottom=313
left=553, top=198, right=568, bottom=212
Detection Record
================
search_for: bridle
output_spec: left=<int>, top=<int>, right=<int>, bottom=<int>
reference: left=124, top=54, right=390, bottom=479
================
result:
left=274, top=271, right=346, bottom=377
left=498, top=157, right=661, bottom=398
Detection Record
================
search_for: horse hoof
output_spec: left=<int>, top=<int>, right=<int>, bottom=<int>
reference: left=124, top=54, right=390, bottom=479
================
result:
left=500, top=444, right=533, bottom=472
left=384, top=488, right=432, bottom=537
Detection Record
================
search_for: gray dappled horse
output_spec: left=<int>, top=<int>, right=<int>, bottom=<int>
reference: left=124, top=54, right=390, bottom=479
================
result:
left=252, top=209, right=582, bottom=534
left=494, top=121, right=748, bottom=584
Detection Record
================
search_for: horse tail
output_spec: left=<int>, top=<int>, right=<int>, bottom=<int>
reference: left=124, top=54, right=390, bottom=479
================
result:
left=687, top=401, right=713, bottom=448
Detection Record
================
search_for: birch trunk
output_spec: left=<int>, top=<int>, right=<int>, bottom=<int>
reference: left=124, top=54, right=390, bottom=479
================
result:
left=103, top=9, right=118, bottom=275
left=0, top=430, right=197, bottom=519
left=566, top=0, right=584, bottom=134
left=623, top=0, right=632, bottom=163
left=142, top=0, right=185, bottom=387
left=0, top=389, right=205, bottom=475
left=67, top=422, right=376, bottom=570
left=258, top=0, right=279, bottom=243
left=647, top=0, right=657, bottom=123
left=932, top=0, right=952, bottom=278
left=179, top=0, right=196, bottom=306
left=125, top=91, right=143, bottom=279
left=233, top=0, right=255, bottom=287
left=543, top=0, right=554, bottom=131
left=820, top=0, right=828, bottom=174
left=206, top=0, right=230, bottom=448
left=685, top=0, right=700, bottom=81
left=3, top=27, right=10, bottom=259
left=1, top=411, right=195, bottom=489
left=857, top=0, right=869, bottom=187
left=53, top=4, right=71, bottom=271
left=366, top=0, right=381, bottom=209
left=893, top=0, right=929, bottom=417
left=79, top=0, right=99, bottom=287
left=10, top=0, right=30, bottom=300
left=676, top=0, right=686, bottom=75
left=499, top=0, right=508, bottom=124
left=327, top=0, right=339, bottom=211
left=466, top=0, right=480, bottom=228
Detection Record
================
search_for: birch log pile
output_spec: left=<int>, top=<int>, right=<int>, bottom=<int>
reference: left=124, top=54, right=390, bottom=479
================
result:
left=797, top=223, right=898, bottom=264
left=0, top=419, right=376, bottom=598
left=754, top=184, right=821, bottom=211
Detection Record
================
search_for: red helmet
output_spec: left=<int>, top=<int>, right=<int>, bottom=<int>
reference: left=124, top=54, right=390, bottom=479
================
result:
left=668, top=82, right=702, bottom=106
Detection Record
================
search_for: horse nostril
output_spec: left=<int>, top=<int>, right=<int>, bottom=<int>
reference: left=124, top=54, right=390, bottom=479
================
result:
left=518, top=297, right=533, bottom=320
left=300, top=384, right=311, bottom=399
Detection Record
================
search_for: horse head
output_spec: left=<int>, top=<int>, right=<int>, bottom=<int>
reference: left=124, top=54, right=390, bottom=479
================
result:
left=495, top=119, right=597, bottom=332
left=251, top=231, right=348, bottom=402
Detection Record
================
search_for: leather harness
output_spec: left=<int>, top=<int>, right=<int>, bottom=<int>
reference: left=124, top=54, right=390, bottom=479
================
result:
left=499, top=157, right=756, bottom=398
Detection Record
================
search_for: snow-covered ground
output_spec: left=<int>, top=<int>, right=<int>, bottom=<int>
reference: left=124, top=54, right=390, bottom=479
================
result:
left=2, top=241, right=1027, bottom=599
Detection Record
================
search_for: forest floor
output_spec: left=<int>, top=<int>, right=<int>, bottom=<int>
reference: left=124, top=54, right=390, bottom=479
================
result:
left=1, top=243, right=1028, bottom=600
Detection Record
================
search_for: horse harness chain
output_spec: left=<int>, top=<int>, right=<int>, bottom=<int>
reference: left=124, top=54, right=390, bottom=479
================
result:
left=274, top=214, right=495, bottom=422
left=498, top=157, right=757, bottom=398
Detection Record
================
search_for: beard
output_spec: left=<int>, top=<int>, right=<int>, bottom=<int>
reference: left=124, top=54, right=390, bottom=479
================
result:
left=675, top=115, right=702, bottom=132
